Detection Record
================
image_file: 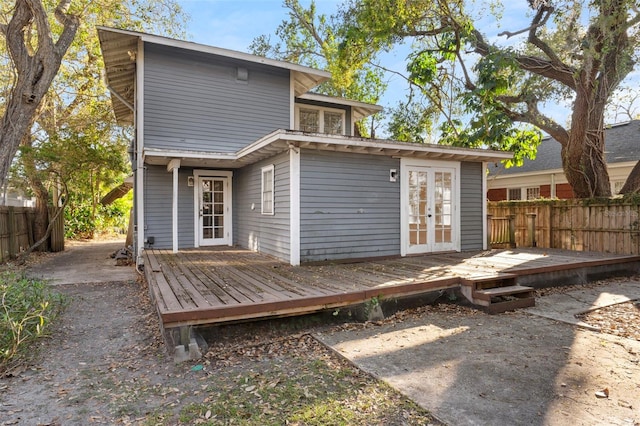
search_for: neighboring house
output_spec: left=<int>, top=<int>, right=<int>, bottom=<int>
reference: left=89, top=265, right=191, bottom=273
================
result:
left=1, top=188, right=35, bottom=208
left=98, top=27, right=511, bottom=266
left=487, top=120, right=640, bottom=201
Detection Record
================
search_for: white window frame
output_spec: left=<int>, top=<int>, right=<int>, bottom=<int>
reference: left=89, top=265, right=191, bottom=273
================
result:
left=294, top=105, right=346, bottom=135
left=261, top=164, right=275, bottom=215
left=526, top=187, right=540, bottom=200
left=507, top=188, right=522, bottom=201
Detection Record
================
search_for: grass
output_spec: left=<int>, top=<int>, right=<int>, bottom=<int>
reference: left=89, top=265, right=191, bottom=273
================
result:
left=140, top=335, right=439, bottom=425
left=0, top=272, right=65, bottom=375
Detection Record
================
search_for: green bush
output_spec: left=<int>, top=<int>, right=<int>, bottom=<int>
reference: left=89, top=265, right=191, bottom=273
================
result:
left=64, top=194, right=132, bottom=239
left=0, top=273, right=65, bottom=375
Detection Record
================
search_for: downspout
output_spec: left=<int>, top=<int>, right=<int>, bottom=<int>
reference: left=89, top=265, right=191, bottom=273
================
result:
left=135, top=39, right=146, bottom=267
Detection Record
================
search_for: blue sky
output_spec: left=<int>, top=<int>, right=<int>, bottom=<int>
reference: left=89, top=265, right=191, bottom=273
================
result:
left=174, top=1, right=638, bottom=129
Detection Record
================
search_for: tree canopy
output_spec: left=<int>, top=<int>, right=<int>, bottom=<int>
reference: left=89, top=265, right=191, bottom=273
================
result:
left=250, top=0, right=387, bottom=137
left=261, top=0, right=640, bottom=197
left=0, top=0, right=187, bottom=244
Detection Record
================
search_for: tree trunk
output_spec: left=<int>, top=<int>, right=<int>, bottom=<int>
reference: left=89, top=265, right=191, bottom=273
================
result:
left=32, top=178, right=50, bottom=252
left=0, top=87, right=41, bottom=190
left=0, top=0, right=79, bottom=191
left=562, top=83, right=612, bottom=198
left=620, top=160, right=640, bottom=194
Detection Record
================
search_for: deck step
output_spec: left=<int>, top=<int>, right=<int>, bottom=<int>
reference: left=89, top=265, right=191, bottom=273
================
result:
left=482, top=296, right=535, bottom=315
left=460, top=274, right=536, bottom=314
left=474, top=285, right=535, bottom=301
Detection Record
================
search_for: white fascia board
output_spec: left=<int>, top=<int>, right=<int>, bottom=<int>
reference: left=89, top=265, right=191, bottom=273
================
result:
left=488, top=168, right=566, bottom=181
left=145, top=148, right=236, bottom=161
left=298, top=93, right=383, bottom=112
left=267, top=132, right=514, bottom=162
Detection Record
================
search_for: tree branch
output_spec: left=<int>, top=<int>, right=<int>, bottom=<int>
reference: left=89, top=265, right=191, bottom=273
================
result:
left=22, top=1, right=55, bottom=60
left=525, top=5, right=565, bottom=67
left=53, top=0, right=79, bottom=56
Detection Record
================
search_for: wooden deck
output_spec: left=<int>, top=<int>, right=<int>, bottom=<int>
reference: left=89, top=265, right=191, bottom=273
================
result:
left=144, top=247, right=640, bottom=328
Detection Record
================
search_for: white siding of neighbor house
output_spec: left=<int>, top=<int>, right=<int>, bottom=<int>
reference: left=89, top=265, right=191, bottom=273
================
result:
left=234, top=152, right=290, bottom=261
left=143, top=43, right=291, bottom=153
left=299, top=150, right=401, bottom=262
left=144, top=165, right=195, bottom=249
left=460, top=161, right=484, bottom=251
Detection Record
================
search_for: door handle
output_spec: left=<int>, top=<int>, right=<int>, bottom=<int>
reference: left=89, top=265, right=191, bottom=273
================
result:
left=427, top=214, right=432, bottom=218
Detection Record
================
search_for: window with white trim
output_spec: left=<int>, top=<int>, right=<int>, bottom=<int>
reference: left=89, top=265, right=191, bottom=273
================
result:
left=507, top=188, right=522, bottom=200
left=295, top=105, right=345, bottom=135
left=526, top=187, right=540, bottom=200
left=299, top=109, right=319, bottom=133
left=261, top=165, right=274, bottom=215
left=612, top=180, right=625, bottom=194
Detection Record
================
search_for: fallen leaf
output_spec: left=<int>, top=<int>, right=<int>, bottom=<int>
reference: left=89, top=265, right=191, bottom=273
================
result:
left=595, top=388, right=609, bottom=398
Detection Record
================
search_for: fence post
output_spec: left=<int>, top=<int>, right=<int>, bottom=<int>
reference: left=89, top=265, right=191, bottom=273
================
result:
left=8, top=206, right=16, bottom=258
left=526, top=213, right=537, bottom=247
left=486, top=214, right=493, bottom=249
left=49, top=206, right=65, bottom=252
left=508, top=214, right=516, bottom=248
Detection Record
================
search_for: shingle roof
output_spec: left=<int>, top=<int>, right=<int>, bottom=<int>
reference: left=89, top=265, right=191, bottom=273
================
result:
left=492, top=120, right=640, bottom=175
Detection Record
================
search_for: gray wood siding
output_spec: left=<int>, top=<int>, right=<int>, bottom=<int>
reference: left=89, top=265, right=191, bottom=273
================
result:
left=234, top=152, right=290, bottom=261
left=300, top=150, right=400, bottom=262
left=460, top=161, right=484, bottom=251
left=143, top=44, right=290, bottom=153
left=144, top=165, right=195, bottom=249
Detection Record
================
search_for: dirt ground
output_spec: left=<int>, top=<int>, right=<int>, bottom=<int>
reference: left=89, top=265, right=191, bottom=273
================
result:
left=0, top=244, right=639, bottom=425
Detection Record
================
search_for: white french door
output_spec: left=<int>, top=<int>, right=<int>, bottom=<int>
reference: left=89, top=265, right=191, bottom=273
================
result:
left=197, top=176, right=231, bottom=246
left=402, top=161, right=459, bottom=255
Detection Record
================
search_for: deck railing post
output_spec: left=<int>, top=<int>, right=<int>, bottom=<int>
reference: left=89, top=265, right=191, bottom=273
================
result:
left=526, top=213, right=537, bottom=247
left=508, top=214, right=516, bottom=248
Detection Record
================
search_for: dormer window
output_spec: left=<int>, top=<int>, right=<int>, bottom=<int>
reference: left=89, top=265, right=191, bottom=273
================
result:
left=295, top=106, right=345, bottom=135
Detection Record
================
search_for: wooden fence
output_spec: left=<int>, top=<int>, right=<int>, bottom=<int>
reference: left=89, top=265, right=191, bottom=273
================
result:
left=488, top=200, right=640, bottom=255
left=0, top=206, right=64, bottom=262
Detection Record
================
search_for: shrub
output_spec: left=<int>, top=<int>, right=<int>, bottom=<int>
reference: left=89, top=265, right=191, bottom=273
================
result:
left=0, top=273, right=65, bottom=375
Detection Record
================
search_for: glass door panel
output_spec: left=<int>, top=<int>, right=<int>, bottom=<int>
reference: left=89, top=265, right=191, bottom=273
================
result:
left=199, top=177, right=228, bottom=245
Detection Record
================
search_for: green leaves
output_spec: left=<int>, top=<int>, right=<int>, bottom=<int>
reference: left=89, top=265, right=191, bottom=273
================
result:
left=407, top=51, right=438, bottom=86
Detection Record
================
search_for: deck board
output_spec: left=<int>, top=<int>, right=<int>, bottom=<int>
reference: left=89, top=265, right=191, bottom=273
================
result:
left=143, top=247, right=640, bottom=328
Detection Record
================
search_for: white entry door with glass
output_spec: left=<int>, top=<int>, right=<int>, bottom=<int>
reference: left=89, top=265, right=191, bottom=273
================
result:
left=197, top=175, right=231, bottom=246
left=401, top=161, right=459, bottom=255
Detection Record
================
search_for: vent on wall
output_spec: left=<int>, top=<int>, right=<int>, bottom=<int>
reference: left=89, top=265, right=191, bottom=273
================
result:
left=236, top=67, right=248, bottom=82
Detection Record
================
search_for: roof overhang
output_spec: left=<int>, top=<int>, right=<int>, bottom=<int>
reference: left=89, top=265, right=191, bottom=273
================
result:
left=297, top=93, right=383, bottom=121
left=144, top=130, right=514, bottom=169
left=97, top=26, right=331, bottom=125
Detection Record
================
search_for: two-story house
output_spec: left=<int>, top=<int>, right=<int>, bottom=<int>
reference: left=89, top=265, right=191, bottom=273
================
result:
left=98, top=27, right=512, bottom=266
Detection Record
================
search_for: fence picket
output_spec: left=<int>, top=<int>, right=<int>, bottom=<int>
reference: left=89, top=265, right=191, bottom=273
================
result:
left=488, top=200, right=640, bottom=255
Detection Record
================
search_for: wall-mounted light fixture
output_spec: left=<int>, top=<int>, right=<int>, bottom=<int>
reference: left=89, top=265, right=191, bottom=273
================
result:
left=389, top=169, right=397, bottom=182
left=187, top=176, right=194, bottom=187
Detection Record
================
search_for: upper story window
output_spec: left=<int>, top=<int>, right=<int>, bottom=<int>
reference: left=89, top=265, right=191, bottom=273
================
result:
left=295, top=105, right=345, bottom=135
left=299, top=109, right=320, bottom=133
